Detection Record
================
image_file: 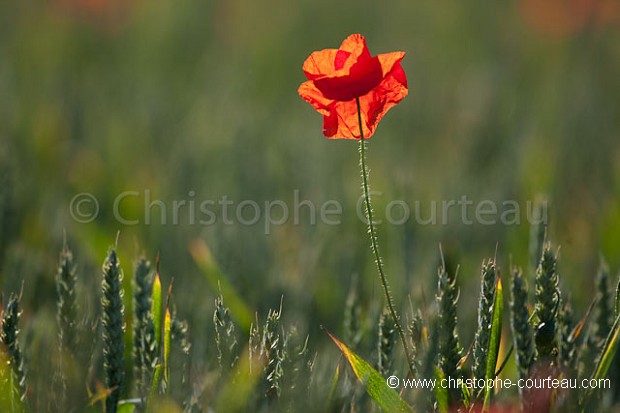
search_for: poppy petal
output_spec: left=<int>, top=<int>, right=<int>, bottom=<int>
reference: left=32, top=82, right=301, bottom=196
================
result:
left=298, top=34, right=409, bottom=140
left=313, top=56, right=383, bottom=101
left=302, top=49, right=342, bottom=80
left=377, top=52, right=407, bottom=85
left=298, top=81, right=333, bottom=116
left=338, top=34, right=372, bottom=66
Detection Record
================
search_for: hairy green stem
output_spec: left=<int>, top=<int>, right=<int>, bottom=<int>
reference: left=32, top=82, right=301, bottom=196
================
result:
left=355, top=97, right=415, bottom=378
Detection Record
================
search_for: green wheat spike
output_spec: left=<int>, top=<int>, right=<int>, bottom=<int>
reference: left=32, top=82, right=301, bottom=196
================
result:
left=534, top=245, right=560, bottom=359
left=54, top=241, right=78, bottom=411
left=262, top=306, right=284, bottom=400
left=511, top=268, right=536, bottom=412
left=283, top=330, right=312, bottom=395
left=132, top=257, right=153, bottom=399
left=471, top=260, right=497, bottom=383
left=57, top=242, right=78, bottom=355
left=557, top=298, right=575, bottom=373
left=1, top=293, right=27, bottom=406
left=171, top=316, right=191, bottom=356
left=249, top=316, right=261, bottom=378
left=343, top=276, right=362, bottom=351
left=214, top=295, right=238, bottom=372
left=419, top=317, right=439, bottom=412
left=101, top=249, right=125, bottom=413
left=592, top=259, right=612, bottom=345
left=436, top=263, right=463, bottom=404
left=377, top=307, right=396, bottom=377
left=169, top=310, right=192, bottom=411
left=579, top=260, right=613, bottom=385
left=407, top=310, right=424, bottom=378
left=510, top=268, right=536, bottom=381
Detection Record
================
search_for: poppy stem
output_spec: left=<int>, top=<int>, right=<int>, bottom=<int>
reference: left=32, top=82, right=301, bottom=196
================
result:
left=355, top=97, right=415, bottom=379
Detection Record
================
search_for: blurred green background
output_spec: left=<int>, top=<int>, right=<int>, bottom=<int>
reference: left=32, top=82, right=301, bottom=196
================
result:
left=1, top=0, right=620, bottom=399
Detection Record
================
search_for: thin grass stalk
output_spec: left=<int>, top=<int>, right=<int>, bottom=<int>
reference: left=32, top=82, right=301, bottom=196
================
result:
left=355, top=97, right=415, bottom=379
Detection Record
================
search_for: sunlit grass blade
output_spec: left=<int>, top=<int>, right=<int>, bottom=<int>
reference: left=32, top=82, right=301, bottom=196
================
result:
left=591, top=312, right=620, bottom=383
left=146, top=364, right=163, bottom=412
left=325, top=361, right=341, bottom=410
left=615, top=276, right=620, bottom=318
left=215, top=347, right=265, bottom=413
left=0, top=345, right=26, bottom=413
left=325, top=328, right=414, bottom=413
left=118, top=402, right=136, bottom=413
left=434, top=366, right=449, bottom=413
left=483, top=278, right=503, bottom=411
left=163, top=308, right=171, bottom=385
left=568, top=296, right=597, bottom=343
left=151, top=268, right=162, bottom=346
left=582, top=311, right=620, bottom=411
left=189, top=239, right=252, bottom=331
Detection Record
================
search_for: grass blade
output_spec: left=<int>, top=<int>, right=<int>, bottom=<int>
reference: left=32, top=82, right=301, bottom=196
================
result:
left=215, top=347, right=265, bottom=413
left=483, top=277, right=503, bottom=411
left=325, top=329, right=414, bottom=413
left=582, top=311, right=620, bottom=411
left=615, top=276, right=620, bottom=318
left=146, top=364, right=163, bottom=412
left=190, top=239, right=252, bottom=331
left=163, top=308, right=171, bottom=386
left=151, top=269, right=162, bottom=347
left=434, top=366, right=449, bottom=413
left=591, top=312, right=620, bottom=382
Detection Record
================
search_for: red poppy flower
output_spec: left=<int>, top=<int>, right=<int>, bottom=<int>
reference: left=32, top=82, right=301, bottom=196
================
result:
left=298, top=34, right=408, bottom=140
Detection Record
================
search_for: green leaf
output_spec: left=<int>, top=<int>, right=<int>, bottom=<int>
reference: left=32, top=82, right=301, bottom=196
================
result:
left=118, top=402, right=136, bottom=413
left=151, top=271, right=162, bottom=346
left=326, top=362, right=340, bottom=410
left=0, top=348, right=26, bottom=413
left=483, top=277, right=504, bottom=411
left=434, top=366, right=449, bottom=413
left=215, top=347, right=264, bottom=413
left=163, top=307, right=172, bottom=386
left=147, top=364, right=164, bottom=412
left=615, top=277, right=620, bottom=318
left=325, top=329, right=414, bottom=413
left=582, top=311, right=620, bottom=411
left=592, top=312, right=620, bottom=382
left=190, top=239, right=253, bottom=331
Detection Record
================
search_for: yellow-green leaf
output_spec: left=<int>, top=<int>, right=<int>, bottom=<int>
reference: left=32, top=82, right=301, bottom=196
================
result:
left=215, top=347, right=265, bottom=413
left=434, top=366, right=449, bottom=413
left=582, top=311, right=620, bottom=411
left=152, top=270, right=162, bottom=346
left=483, top=277, right=504, bottom=411
left=118, top=402, right=136, bottom=413
left=163, top=307, right=172, bottom=385
left=592, top=312, right=620, bottom=382
left=189, top=239, right=252, bottom=331
left=326, top=329, right=414, bottom=413
left=147, top=364, right=164, bottom=412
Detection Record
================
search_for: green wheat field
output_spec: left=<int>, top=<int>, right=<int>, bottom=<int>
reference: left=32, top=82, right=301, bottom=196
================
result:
left=1, top=1, right=620, bottom=412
